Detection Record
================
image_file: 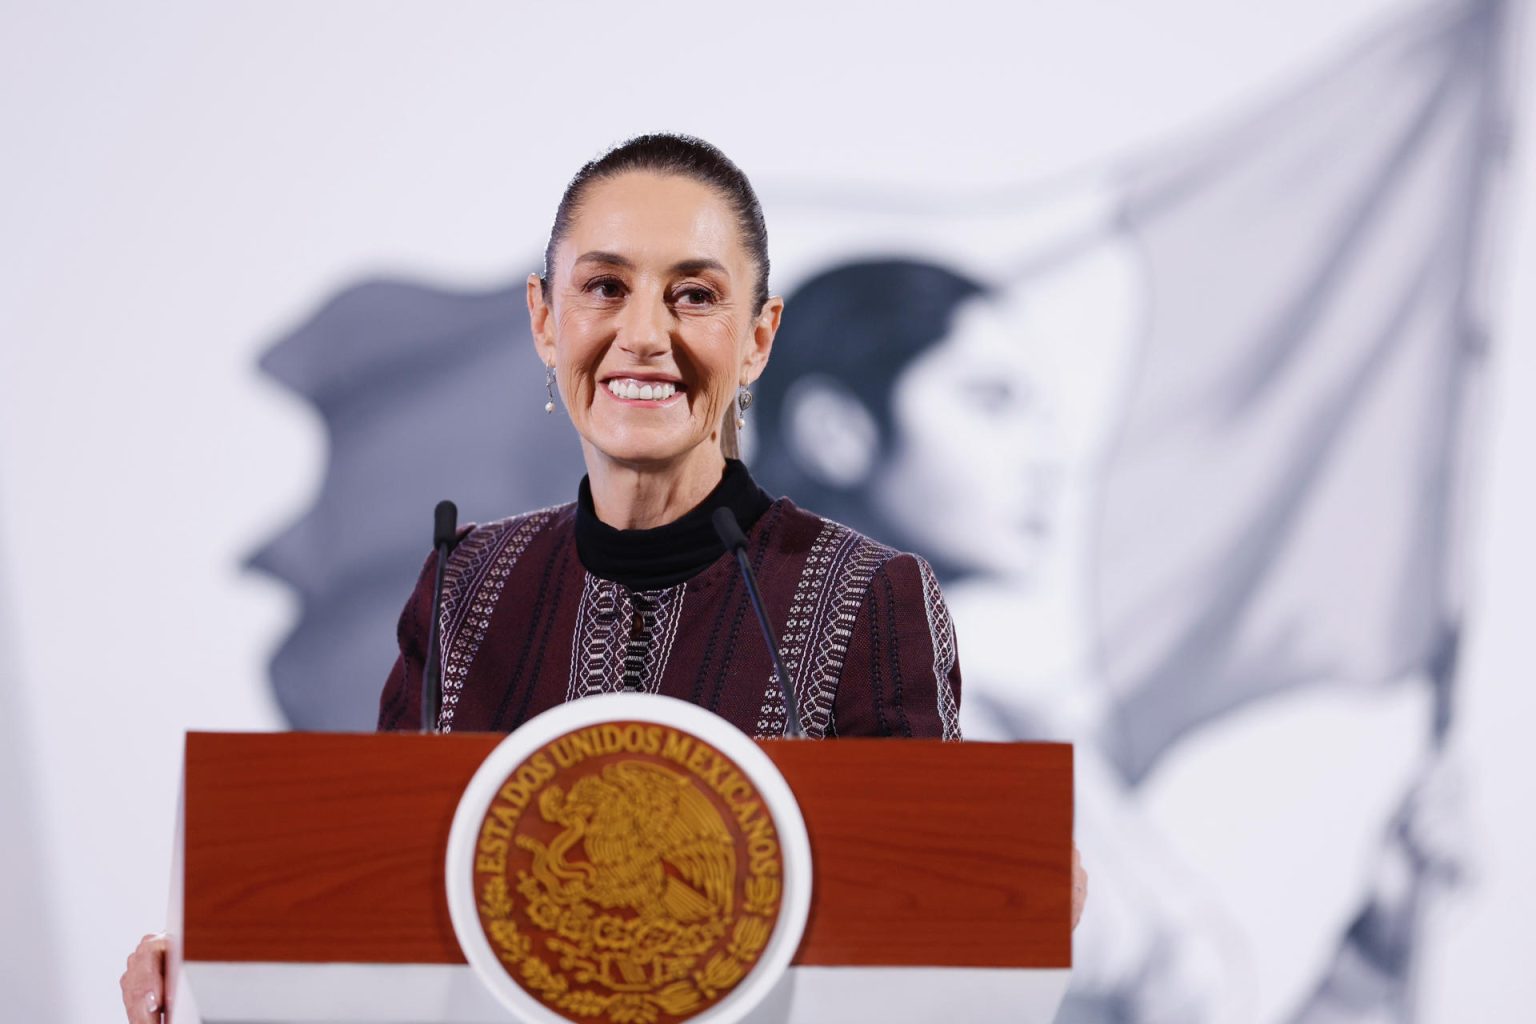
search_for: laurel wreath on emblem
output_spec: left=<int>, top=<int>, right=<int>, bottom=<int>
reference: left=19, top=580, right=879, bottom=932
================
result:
left=477, top=760, right=782, bottom=1023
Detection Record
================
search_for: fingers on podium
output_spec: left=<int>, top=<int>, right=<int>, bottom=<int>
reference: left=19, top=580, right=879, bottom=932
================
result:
left=120, top=932, right=167, bottom=1024
left=1071, top=845, right=1088, bottom=930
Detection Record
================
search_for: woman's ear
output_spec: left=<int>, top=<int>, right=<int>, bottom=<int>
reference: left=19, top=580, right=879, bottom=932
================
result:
left=527, top=272, right=556, bottom=366
left=782, top=375, right=879, bottom=488
left=745, top=295, right=784, bottom=381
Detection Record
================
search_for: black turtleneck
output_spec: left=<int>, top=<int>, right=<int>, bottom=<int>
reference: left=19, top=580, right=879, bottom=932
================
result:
left=574, top=459, right=775, bottom=591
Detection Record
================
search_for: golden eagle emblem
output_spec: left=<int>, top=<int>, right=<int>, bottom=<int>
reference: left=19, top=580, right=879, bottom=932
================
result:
left=527, top=761, right=736, bottom=933
left=472, top=724, right=784, bottom=1024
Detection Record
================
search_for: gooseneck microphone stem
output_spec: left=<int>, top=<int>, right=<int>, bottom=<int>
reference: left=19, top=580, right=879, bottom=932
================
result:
left=712, top=507, right=805, bottom=739
left=422, top=500, right=458, bottom=734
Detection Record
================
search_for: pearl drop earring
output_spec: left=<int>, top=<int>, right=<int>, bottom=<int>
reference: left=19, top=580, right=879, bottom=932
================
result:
left=735, top=385, right=753, bottom=430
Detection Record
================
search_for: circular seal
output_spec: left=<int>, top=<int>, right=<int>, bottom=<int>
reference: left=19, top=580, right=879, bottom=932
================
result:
left=447, top=694, right=811, bottom=1024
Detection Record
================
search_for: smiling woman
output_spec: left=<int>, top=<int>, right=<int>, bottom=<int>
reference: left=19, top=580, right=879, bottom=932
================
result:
left=119, top=132, right=1085, bottom=1024
left=360, top=140, right=946, bottom=738
left=360, top=134, right=971, bottom=741
left=529, top=169, right=777, bottom=525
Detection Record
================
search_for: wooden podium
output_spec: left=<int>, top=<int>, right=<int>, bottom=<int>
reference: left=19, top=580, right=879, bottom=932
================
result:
left=168, top=731, right=1073, bottom=1023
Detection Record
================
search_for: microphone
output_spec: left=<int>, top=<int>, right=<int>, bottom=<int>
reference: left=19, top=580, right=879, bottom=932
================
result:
left=422, top=499, right=458, bottom=733
left=712, top=507, right=805, bottom=739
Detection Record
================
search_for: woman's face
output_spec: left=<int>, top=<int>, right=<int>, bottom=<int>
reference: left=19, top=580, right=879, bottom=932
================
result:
left=528, top=172, right=780, bottom=474
left=873, top=295, right=1062, bottom=579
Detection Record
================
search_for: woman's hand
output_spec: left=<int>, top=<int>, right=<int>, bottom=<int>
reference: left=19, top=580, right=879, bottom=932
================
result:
left=1072, top=843, right=1088, bottom=930
left=120, top=932, right=167, bottom=1023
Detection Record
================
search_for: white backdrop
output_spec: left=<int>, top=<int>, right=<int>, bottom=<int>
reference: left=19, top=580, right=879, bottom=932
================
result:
left=1, top=3, right=1532, bottom=1022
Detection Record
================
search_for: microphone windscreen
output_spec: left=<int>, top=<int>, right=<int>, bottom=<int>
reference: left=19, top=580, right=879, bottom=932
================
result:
left=433, top=500, right=459, bottom=549
left=711, top=507, right=749, bottom=552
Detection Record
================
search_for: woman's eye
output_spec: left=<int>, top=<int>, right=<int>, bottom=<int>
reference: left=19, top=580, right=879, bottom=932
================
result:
left=674, top=286, right=716, bottom=307
left=586, top=278, right=625, bottom=299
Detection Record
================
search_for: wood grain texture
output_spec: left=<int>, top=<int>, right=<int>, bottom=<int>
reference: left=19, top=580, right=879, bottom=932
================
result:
left=767, top=739, right=1072, bottom=967
left=181, top=732, right=1071, bottom=968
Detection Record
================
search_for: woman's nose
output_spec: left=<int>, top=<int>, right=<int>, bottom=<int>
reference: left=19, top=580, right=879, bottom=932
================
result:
left=616, top=291, right=672, bottom=360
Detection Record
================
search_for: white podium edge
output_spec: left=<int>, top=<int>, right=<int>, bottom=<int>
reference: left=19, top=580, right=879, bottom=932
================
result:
left=179, top=960, right=1072, bottom=1024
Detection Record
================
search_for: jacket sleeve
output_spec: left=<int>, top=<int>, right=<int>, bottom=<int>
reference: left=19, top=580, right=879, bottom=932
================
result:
left=376, top=547, right=438, bottom=732
left=833, top=552, right=963, bottom=739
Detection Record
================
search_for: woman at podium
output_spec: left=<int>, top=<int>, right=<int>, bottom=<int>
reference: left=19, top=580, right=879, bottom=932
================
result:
left=121, top=132, right=1086, bottom=1024
left=374, top=133, right=961, bottom=740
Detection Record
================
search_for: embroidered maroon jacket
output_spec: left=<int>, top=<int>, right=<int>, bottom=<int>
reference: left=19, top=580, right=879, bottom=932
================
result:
left=378, top=497, right=962, bottom=738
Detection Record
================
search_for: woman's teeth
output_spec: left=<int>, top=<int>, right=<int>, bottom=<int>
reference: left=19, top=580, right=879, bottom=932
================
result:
left=605, top=379, right=678, bottom=401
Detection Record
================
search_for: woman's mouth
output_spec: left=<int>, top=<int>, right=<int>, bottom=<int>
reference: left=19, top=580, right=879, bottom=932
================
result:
left=603, top=377, right=684, bottom=403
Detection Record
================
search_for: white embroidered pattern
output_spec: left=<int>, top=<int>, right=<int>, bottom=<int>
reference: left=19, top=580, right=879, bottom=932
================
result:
left=436, top=507, right=558, bottom=732
left=756, top=519, right=892, bottom=738
left=635, top=585, right=686, bottom=692
left=568, top=574, right=616, bottom=701
left=565, top=576, right=687, bottom=700
left=916, top=556, right=961, bottom=740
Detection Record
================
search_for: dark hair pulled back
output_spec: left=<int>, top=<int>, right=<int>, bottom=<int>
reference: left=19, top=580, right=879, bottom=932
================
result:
left=541, top=133, right=771, bottom=315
